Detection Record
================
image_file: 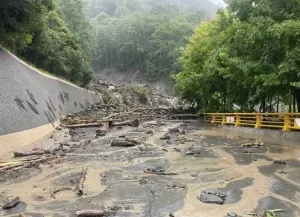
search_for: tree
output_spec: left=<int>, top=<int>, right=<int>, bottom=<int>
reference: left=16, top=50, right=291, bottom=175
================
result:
left=175, top=0, right=300, bottom=112
left=0, top=0, right=95, bottom=86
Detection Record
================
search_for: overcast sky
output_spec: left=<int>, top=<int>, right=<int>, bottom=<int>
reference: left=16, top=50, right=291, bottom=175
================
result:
left=210, top=0, right=226, bottom=6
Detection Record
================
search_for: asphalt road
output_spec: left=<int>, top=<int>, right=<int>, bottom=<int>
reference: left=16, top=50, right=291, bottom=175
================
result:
left=0, top=47, right=101, bottom=136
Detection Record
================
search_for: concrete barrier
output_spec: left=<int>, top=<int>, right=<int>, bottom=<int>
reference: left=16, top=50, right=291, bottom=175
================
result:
left=0, top=46, right=101, bottom=137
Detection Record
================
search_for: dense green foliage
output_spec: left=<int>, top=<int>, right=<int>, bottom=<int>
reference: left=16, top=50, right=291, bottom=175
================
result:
left=175, top=0, right=300, bottom=112
left=86, top=0, right=213, bottom=81
left=0, top=0, right=95, bottom=86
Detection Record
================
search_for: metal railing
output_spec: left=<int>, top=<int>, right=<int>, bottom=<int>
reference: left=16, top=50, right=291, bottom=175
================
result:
left=204, top=113, right=300, bottom=131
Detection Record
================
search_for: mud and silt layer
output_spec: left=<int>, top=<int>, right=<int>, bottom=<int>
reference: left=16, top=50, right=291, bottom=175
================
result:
left=1, top=122, right=300, bottom=217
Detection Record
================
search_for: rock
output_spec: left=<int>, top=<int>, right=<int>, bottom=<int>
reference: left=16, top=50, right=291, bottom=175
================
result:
left=2, top=197, right=21, bottom=209
left=95, top=129, right=106, bottom=137
left=146, top=168, right=165, bottom=173
left=273, top=159, right=287, bottom=165
left=56, top=126, right=62, bottom=131
left=168, top=127, right=181, bottom=133
left=185, top=150, right=201, bottom=156
left=69, top=129, right=78, bottom=135
left=169, top=213, right=175, bottom=217
left=198, top=189, right=226, bottom=204
left=241, top=142, right=263, bottom=148
left=227, top=212, right=237, bottom=217
left=160, top=133, right=170, bottom=140
left=146, top=129, right=154, bottom=135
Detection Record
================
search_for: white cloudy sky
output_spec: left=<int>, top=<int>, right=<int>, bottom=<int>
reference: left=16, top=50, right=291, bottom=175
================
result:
left=210, top=0, right=226, bottom=6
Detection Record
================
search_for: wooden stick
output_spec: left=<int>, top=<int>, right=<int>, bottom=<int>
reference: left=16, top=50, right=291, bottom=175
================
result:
left=75, top=210, right=105, bottom=217
left=110, top=139, right=139, bottom=147
left=78, top=167, right=87, bottom=196
left=144, top=170, right=178, bottom=176
left=51, top=187, right=74, bottom=199
left=14, top=151, right=44, bottom=158
left=112, top=119, right=139, bottom=127
left=63, top=123, right=104, bottom=129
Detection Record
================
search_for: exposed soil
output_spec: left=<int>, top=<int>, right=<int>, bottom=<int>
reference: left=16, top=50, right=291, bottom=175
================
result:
left=1, top=116, right=300, bottom=217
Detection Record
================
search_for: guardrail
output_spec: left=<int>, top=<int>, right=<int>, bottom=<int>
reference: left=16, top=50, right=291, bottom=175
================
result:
left=204, top=113, right=300, bottom=131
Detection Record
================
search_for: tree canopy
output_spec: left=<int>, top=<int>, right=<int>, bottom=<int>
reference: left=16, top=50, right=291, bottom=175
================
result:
left=0, top=0, right=95, bottom=86
left=175, top=0, right=300, bottom=112
left=86, top=0, right=213, bottom=81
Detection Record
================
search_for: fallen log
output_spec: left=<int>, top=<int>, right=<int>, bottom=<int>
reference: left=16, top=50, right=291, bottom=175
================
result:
left=14, top=151, right=44, bottom=158
left=144, top=169, right=178, bottom=176
left=110, top=139, right=140, bottom=147
left=0, top=161, right=24, bottom=168
left=75, top=210, right=105, bottom=217
left=112, top=119, right=139, bottom=127
left=246, top=209, right=284, bottom=216
left=78, top=167, right=88, bottom=196
left=63, top=123, right=105, bottom=129
left=2, top=197, right=21, bottom=209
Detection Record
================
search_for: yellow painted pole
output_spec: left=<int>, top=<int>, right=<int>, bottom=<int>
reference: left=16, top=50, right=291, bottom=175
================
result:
left=222, top=115, right=226, bottom=125
left=235, top=114, right=240, bottom=126
left=283, top=114, right=291, bottom=131
left=211, top=115, right=216, bottom=124
left=255, top=114, right=262, bottom=128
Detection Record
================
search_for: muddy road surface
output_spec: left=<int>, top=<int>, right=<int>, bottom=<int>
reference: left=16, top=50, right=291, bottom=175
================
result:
left=1, top=119, right=300, bottom=217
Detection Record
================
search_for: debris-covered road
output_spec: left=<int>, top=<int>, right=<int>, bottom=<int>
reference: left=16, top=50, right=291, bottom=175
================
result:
left=1, top=106, right=300, bottom=217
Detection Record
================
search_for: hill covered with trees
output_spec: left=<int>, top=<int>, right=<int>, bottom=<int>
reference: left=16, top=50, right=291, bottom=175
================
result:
left=86, top=0, right=220, bottom=81
left=0, top=0, right=96, bottom=86
left=0, top=0, right=220, bottom=86
left=175, top=0, right=300, bottom=112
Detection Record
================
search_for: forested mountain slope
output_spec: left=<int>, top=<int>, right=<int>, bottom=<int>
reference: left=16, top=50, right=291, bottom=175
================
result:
left=175, top=0, right=300, bottom=112
left=85, top=0, right=221, bottom=83
left=0, top=0, right=95, bottom=86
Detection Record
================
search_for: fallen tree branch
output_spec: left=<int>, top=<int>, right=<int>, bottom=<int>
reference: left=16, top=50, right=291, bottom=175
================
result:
left=110, top=139, right=140, bottom=147
left=51, top=187, right=74, bottom=199
left=78, top=167, right=88, bottom=196
left=75, top=210, right=105, bottom=217
left=13, top=151, right=44, bottom=158
left=112, top=119, right=139, bottom=127
left=144, top=170, right=178, bottom=176
left=63, top=123, right=105, bottom=129
left=246, top=209, right=284, bottom=216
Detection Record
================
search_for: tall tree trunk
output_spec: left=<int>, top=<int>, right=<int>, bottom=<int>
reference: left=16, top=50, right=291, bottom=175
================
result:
left=294, top=88, right=300, bottom=112
left=293, top=89, right=296, bottom=113
left=289, top=89, right=292, bottom=113
left=276, top=93, right=279, bottom=113
left=262, top=99, right=266, bottom=113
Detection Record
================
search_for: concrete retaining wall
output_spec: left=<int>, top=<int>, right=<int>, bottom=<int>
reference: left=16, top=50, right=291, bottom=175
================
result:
left=0, top=47, right=101, bottom=136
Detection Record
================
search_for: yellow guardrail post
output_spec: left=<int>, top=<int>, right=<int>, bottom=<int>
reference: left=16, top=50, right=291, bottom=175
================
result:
left=211, top=115, right=216, bottom=124
left=255, top=114, right=262, bottom=128
left=235, top=114, right=240, bottom=126
left=283, top=114, right=291, bottom=132
left=204, top=112, right=300, bottom=131
left=222, top=115, right=226, bottom=125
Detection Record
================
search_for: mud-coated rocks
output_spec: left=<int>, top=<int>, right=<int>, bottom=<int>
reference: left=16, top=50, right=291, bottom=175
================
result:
left=227, top=212, right=237, bottom=217
left=197, top=189, right=226, bottom=204
left=2, top=197, right=20, bottom=209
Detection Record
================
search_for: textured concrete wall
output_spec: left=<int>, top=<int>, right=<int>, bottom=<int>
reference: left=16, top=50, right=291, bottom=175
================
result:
left=0, top=47, right=101, bottom=136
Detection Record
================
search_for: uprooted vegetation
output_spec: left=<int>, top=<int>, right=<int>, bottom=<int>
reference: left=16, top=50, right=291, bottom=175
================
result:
left=88, top=78, right=173, bottom=109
